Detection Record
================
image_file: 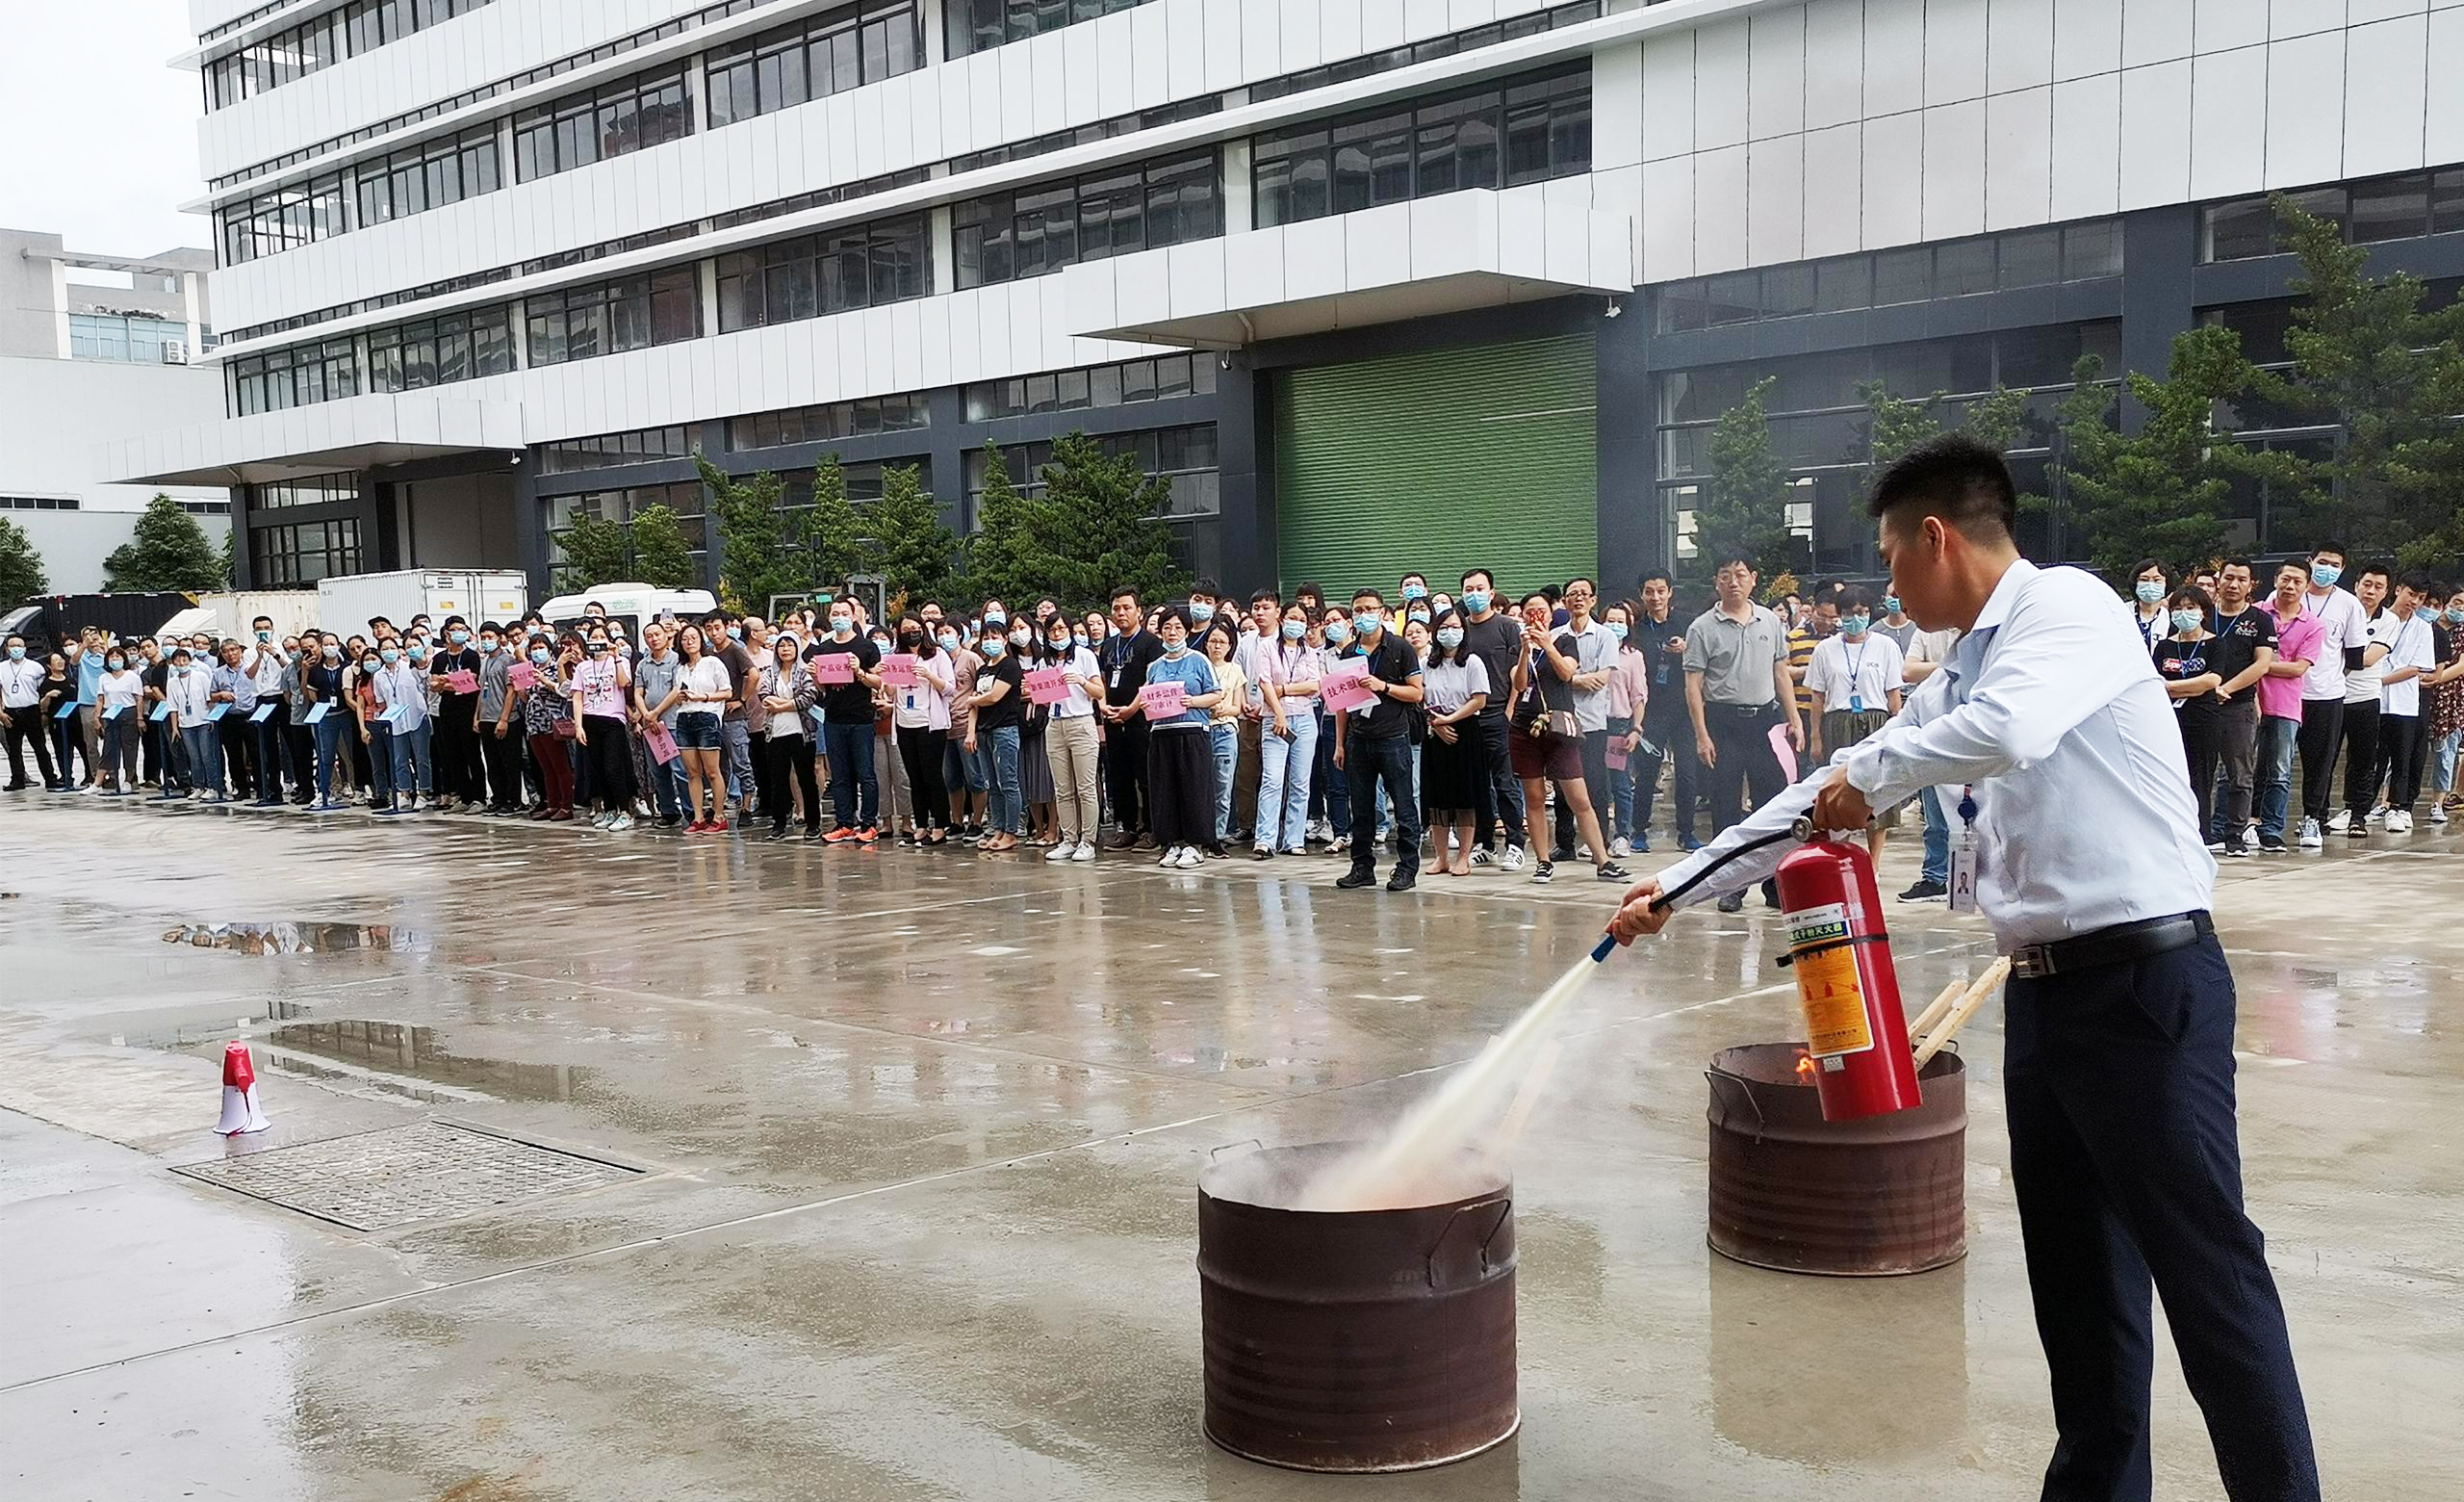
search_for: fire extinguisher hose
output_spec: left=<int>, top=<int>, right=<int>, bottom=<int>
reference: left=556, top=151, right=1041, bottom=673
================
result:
left=1586, top=816, right=1822, bottom=964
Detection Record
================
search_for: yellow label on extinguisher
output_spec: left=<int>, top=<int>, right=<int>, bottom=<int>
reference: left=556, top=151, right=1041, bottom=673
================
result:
left=1784, top=900, right=1874, bottom=1059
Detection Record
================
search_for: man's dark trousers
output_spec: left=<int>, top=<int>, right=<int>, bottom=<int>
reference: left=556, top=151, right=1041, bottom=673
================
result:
left=2295, top=698, right=2344, bottom=823
left=2005, top=937, right=2319, bottom=1502
left=1106, top=717, right=1150, bottom=836
left=1345, top=735, right=1419, bottom=882
left=1476, top=712, right=1524, bottom=850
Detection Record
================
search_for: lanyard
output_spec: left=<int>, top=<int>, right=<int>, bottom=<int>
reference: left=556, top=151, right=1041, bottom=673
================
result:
left=1844, top=637, right=1869, bottom=693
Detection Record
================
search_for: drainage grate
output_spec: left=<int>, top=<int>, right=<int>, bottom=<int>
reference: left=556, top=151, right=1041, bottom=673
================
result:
left=173, top=1120, right=638, bottom=1230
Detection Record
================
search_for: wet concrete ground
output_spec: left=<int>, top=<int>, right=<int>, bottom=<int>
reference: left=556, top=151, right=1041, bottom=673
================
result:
left=1, top=792, right=2457, bottom=1501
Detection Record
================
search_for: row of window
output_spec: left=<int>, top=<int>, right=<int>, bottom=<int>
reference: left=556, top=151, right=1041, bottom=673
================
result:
left=954, top=150, right=1219, bottom=289
left=513, top=65, right=693, bottom=182
left=947, top=0, right=1154, bottom=59
left=526, top=268, right=703, bottom=367
left=1250, top=3, right=1603, bottom=103
left=962, top=351, right=1216, bottom=421
left=208, top=0, right=777, bottom=189
left=1656, top=220, right=2126, bottom=334
left=715, top=215, right=931, bottom=330
left=218, top=130, right=500, bottom=267
left=707, top=1, right=921, bottom=128
left=0, top=495, right=79, bottom=510
left=963, top=425, right=1219, bottom=519
left=2201, top=170, right=2464, bottom=263
left=1252, top=64, right=1592, bottom=229
left=727, top=391, right=933, bottom=451
left=545, top=480, right=711, bottom=570
left=252, top=518, right=365, bottom=587
left=250, top=475, right=362, bottom=511
left=540, top=426, right=701, bottom=475
left=204, top=1, right=499, bottom=113
left=68, top=314, right=213, bottom=364
left=227, top=305, right=521, bottom=415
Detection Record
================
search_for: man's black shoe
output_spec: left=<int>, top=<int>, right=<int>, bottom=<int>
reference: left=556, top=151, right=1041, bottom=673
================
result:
left=1898, top=879, right=1948, bottom=902
left=1716, top=892, right=1745, bottom=913
left=1335, top=870, right=1377, bottom=891
left=1385, top=873, right=1416, bottom=892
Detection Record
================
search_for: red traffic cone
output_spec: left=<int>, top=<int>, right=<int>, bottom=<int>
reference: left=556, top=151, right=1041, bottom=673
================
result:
left=214, top=1042, right=270, bottom=1135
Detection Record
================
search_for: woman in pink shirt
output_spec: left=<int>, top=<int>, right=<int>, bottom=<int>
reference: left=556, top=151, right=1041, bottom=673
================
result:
left=568, top=623, right=636, bottom=831
left=2255, top=561, right=2325, bottom=851
left=1603, top=601, right=1652, bottom=857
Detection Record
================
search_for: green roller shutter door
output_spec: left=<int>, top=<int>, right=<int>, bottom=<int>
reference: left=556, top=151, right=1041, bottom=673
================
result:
left=1274, top=333, right=1598, bottom=598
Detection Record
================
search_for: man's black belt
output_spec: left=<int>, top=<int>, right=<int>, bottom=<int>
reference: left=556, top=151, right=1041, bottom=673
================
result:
left=2011, top=911, right=2214, bottom=979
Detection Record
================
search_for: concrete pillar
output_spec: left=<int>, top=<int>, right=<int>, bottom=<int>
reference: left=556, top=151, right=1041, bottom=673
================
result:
left=1594, top=299, right=1657, bottom=589
left=930, top=205, right=957, bottom=296
left=2118, top=206, right=2197, bottom=435
left=1213, top=355, right=1272, bottom=588
left=49, top=259, right=71, bottom=359
left=1221, top=141, right=1253, bottom=236
left=922, top=0, right=948, bottom=64
left=182, top=272, right=205, bottom=359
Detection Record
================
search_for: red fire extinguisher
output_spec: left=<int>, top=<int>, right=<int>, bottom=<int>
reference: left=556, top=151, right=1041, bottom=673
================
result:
left=1774, top=835, right=1922, bottom=1122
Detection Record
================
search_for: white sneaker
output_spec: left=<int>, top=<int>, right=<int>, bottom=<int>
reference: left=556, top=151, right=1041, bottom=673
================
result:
left=2367, top=803, right=2388, bottom=823
left=1501, top=843, right=1527, bottom=871
left=1071, top=840, right=1097, bottom=861
left=608, top=813, right=633, bottom=831
left=1044, top=842, right=1073, bottom=862
left=2298, top=816, right=2323, bottom=849
left=1610, top=836, right=1632, bottom=859
left=2386, top=809, right=2413, bottom=834
left=1158, top=846, right=1179, bottom=868
left=2431, top=802, right=2450, bottom=825
left=1471, top=847, right=1493, bottom=868
left=1177, top=846, right=1204, bottom=868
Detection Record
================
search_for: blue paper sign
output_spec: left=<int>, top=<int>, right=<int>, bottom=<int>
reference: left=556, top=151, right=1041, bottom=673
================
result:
left=248, top=702, right=277, bottom=723
left=102, top=704, right=128, bottom=721
left=149, top=702, right=174, bottom=723
left=53, top=702, right=77, bottom=720
left=808, top=706, right=830, bottom=730
left=378, top=702, right=408, bottom=726
left=205, top=702, right=231, bottom=721
left=301, top=703, right=331, bottom=725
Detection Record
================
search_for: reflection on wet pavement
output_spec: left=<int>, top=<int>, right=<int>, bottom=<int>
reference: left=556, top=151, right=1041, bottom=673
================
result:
left=163, top=920, right=428, bottom=956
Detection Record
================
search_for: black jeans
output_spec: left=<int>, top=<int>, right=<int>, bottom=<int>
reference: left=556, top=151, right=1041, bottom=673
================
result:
left=1345, top=733, right=1420, bottom=881
left=435, top=696, right=484, bottom=802
left=4, top=712, right=57, bottom=787
left=2179, top=710, right=2222, bottom=845
left=766, top=734, right=820, bottom=833
left=1105, top=715, right=1150, bottom=836
left=1700, top=702, right=1788, bottom=834
left=1634, top=715, right=1699, bottom=844
left=1474, top=712, right=1525, bottom=849
left=481, top=723, right=524, bottom=808
left=2381, top=712, right=2427, bottom=812
left=2338, top=699, right=2382, bottom=817
left=897, top=725, right=950, bottom=832
left=2005, top=936, right=2319, bottom=1502
left=2295, top=698, right=2343, bottom=823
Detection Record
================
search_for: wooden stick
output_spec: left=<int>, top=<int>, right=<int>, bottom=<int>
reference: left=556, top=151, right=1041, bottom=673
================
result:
left=1906, top=975, right=1969, bottom=1047
left=1478, top=1039, right=1565, bottom=1175
left=1914, top=956, right=2012, bottom=1067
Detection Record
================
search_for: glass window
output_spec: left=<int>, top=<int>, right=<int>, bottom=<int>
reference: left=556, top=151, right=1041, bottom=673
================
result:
left=1814, top=256, right=1871, bottom=313
left=1704, top=272, right=1758, bottom=325
left=1872, top=246, right=1931, bottom=305
left=1759, top=263, right=1815, bottom=319
left=2061, top=219, right=2122, bottom=279
left=1935, top=238, right=1995, bottom=297
left=1252, top=64, right=1588, bottom=227
left=1996, top=227, right=2061, bottom=289
left=2351, top=173, right=2430, bottom=244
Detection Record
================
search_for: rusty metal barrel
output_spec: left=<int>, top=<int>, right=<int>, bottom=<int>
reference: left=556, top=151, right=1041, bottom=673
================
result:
left=1706, top=1042, right=1966, bottom=1276
left=1196, top=1142, right=1519, bottom=1472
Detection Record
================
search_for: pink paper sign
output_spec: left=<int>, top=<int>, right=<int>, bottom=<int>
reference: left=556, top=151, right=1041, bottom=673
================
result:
left=879, top=654, right=918, bottom=687
left=1025, top=666, right=1069, bottom=706
left=1319, top=661, right=1373, bottom=713
left=1605, top=741, right=1630, bottom=771
left=1768, top=722, right=1799, bottom=782
left=510, top=661, right=537, bottom=690
left=446, top=669, right=479, bottom=694
left=811, top=652, right=856, bottom=685
left=643, top=720, right=679, bottom=764
left=1140, top=680, right=1187, bottom=720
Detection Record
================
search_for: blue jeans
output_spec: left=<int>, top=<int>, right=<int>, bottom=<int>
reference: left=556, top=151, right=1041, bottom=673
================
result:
left=1209, top=721, right=1237, bottom=842
left=1606, top=714, right=1637, bottom=842
left=386, top=721, right=424, bottom=803
left=1315, top=709, right=1349, bottom=835
left=313, top=712, right=349, bottom=802
left=182, top=725, right=222, bottom=796
left=982, top=724, right=1021, bottom=834
left=1255, top=710, right=1317, bottom=851
left=2256, top=714, right=2299, bottom=839
left=2435, top=727, right=2460, bottom=795
left=646, top=737, right=685, bottom=818
left=823, top=718, right=877, bottom=828
left=1919, top=785, right=1949, bottom=885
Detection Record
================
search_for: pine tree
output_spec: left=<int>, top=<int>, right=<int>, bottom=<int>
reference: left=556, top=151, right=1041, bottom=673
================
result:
left=962, top=441, right=1042, bottom=607
left=629, top=503, right=699, bottom=589
left=1031, top=431, right=1188, bottom=610
left=867, top=462, right=962, bottom=607
left=218, top=525, right=236, bottom=588
left=1860, top=380, right=1947, bottom=468
left=0, top=516, right=47, bottom=608
left=697, top=455, right=800, bottom=616
left=555, top=510, right=633, bottom=593
left=1691, top=377, right=1804, bottom=582
left=794, top=453, right=864, bottom=593
left=102, top=494, right=224, bottom=592
left=2055, top=333, right=2254, bottom=578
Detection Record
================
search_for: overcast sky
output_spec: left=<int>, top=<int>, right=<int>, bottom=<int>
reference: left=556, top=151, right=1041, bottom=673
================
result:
left=0, top=2, right=208, bottom=256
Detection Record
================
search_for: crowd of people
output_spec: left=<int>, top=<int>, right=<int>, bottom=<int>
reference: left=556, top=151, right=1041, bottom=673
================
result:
left=6, top=547, right=2458, bottom=893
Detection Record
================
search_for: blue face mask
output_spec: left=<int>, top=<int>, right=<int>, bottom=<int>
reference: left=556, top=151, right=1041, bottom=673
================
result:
left=2135, top=582, right=2166, bottom=605
left=529, top=648, right=552, bottom=664
left=937, top=633, right=959, bottom=652
left=985, top=611, right=1008, bottom=628
left=2447, top=607, right=2464, bottom=627
left=2170, top=609, right=2203, bottom=634
left=982, top=637, right=1004, bottom=659
left=831, top=617, right=854, bottom=637
left=727, top=626, right=744, bottom=641
left=1354, top=613, right=1382, bottom=637
left=1190, top=603, right=1215, bottom=623
left=1839, top=614, right=1870, bottom=635
left=1606, top=621, right=1630, bottom=641
left=5, top=645, right=20, bottom=660
left=1436, top=627, right=1464, bottom=650
left=2311, top=563, right=2342, bottom=588
left=1460, top=590, right=1490, bottom=615
left=1281, top=620, right=1305, bottom=641
left=1324, top=620, right=1351, bottom=644
left=449, top=630, right=469, bottom=645
left=1400, top=584, right=1426, bottom=602
left=1407, top=609, right=1429, bottom=625
left=1049, top=634, right=1071, bottom=652
left=1882, top=596, right=1901, bottom=615
left=379, top=648, right=400, bottom=664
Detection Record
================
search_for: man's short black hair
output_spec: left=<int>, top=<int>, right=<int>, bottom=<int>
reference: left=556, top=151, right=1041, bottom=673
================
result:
left=1836, top=585, right=1875, bottom=615
left=2400, top=573, right=2440, bottom=598
left=1352, top=587, right=1386, bottom=608
left=1460, top=567, right=1496, bottom=590
left=1110, top=584, right=1142, bottom=607
left=1248, top=586, right=1281, bottom=608
left=1640, top=568, right=1673, bottom=589
left=1712, top=553, right=1754, bottom=575
left=2220, top=557, right=2254, bottom=575
left=479, top=620, right=505, bottom=634
left=1191, top=577, right=1220, bottom=599
left=2357, top=562, right=2393, bottom=583
left=2276, top=557, right=2313, bottom=581
left=1866, top=433, right=2017, bottom=540
left=2313, top=543, right=2348, bottom=562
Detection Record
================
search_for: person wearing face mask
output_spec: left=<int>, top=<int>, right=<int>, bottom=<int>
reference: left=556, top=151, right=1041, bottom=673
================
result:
left=163, top=646, right=219, bottom=799
left=1454, top=569, right=1527, bottom=867
left=302, top=635, right=353, bottom=810
left=1803, top=587, right=1906, bottom=765
left=939, top=619, right=989, bottom=842
left=1011, top=618, right=1058, bottom=848
left=1039, top=614, right=1104, bottom=860
left=347, top=645, right=388, bottom=809
left=1200, top=622, right=1245, bottom=852
left=1507, top=591, right=1626, bottom=888
left=469, top=624, right=521, bottom=815
left=240, top=616, right=293, bottom=806
left=702, top=612, right=760, bottom=824
left=802, top=603, right=883, bottom=842
left=1187, top=581, right=1221, bottom=634
left=1131, top=606, right=1225, bottom=869
left=1310, top=606, right=1354, bottom=850
left=1098, top=586, right=1166, bottom=850
left=2424, top=587, right=2464, bottom=822
left=2155, top=586, right=2228, bottom=857
left=365, top=641, right=429, bottom=814
left=1419, top=609, right=1491, bottom=876
left=425, top=617, right=484, bottom=814
left=2293, top=546, right=2371, bottom=848
left=567, top=628, right=636, bottom=831
left=511, top=634, right=574, bottom=822
left=209, top=639, right=262, bottom=802
left=93, top=645, right=142, bottom=793
left=34, top=651, right=79, bottom=791
left=755, top=635, right=822, bottom=842
left=1601, top=602, right=1651, bottom=857
left=965, top=617, right=1027, bottom=852
left=887, top=614, right=955, bottom=846
left=1331, top=590, right=1426, bottom=890
left=1230, top=588, right=1284, bottom=845
left=137, top=636, right=175, bottom=791
left=2200, top=559, right=2278, bottom=857
left=279, top=635, right=318, bottom=806
left=2127, top=559, right=2170, bottom=656
left=1248, top=602, right=1322, bottom=861
left=0, top=634, right=59, bottom=792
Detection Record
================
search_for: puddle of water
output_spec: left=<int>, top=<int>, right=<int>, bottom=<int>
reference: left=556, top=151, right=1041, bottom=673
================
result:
left=266, top=1019, right=586, bottom=1102
left=163, top=921, right=430, bottom=956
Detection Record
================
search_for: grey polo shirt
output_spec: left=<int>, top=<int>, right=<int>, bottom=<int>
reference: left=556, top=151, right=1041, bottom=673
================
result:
left=1560, top=618, right=1617, bottom=733
left=1682, top=604, right=1790, bottom=707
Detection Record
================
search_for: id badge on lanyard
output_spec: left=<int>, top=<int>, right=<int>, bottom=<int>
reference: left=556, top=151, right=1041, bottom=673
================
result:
left=1949, top=785, right=1980, bottom=914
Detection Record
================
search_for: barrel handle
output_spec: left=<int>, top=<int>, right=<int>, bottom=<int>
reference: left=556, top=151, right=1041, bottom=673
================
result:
left=1425, top=1196, right=1513, bottom=1289
left=1206, top=1138, right=1264, bottom=1162
left=1704, top=1066, right=1770, bottom=1146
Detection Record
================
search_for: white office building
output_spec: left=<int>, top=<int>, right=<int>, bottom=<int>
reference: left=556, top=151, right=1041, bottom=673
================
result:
left=114, top=0, right=2464, bottom=597
left=4, top=229, right=228, bottom=593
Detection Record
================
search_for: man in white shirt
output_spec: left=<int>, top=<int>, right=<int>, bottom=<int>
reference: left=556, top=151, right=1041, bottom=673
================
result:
left=1608, top=435, right=2318, bottom=1502
left=1230, top=587, right=1282, bottom=843
left=2373, top=575, right=2442, bottom=832
left=2294, top=545, right=2370, bottom=846
left=1, top=634, right=57, bottom=790
left=242, top=616, right=292, bottom=805
left=2332, top=567, right=2396, bottom=837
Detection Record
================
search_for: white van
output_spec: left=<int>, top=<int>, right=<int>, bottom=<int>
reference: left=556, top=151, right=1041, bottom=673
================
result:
left=538, top=583, right=720, bottom=642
